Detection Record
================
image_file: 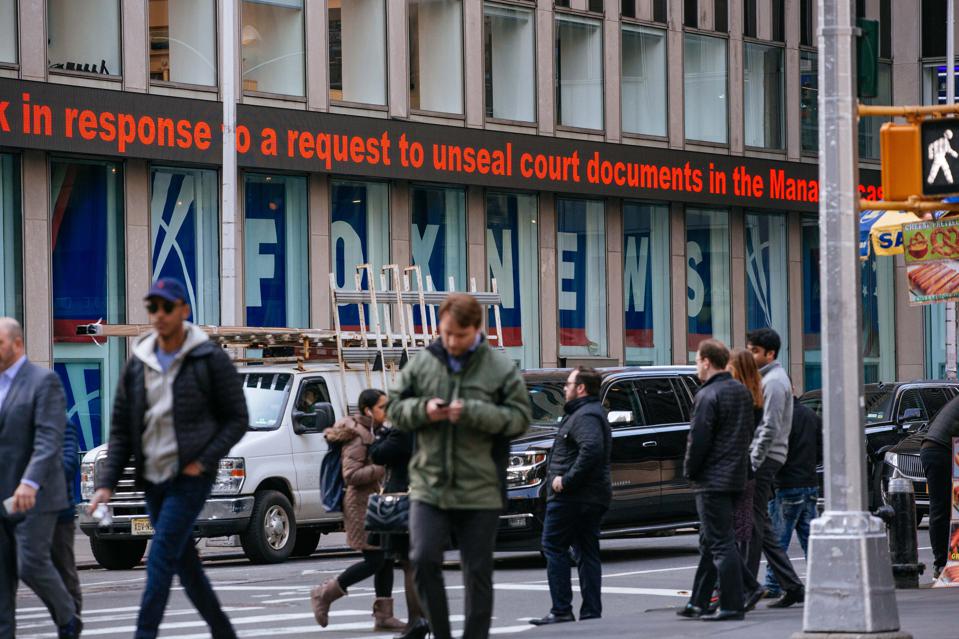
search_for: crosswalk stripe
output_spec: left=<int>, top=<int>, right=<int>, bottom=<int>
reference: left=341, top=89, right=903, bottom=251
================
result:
left=139, top=616, right=468, bottom=639
left=17, top=607, right=265, bottom=631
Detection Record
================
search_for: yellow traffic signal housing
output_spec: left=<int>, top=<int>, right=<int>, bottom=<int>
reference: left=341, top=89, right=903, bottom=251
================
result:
left=880, top=122, right=922, bottom=201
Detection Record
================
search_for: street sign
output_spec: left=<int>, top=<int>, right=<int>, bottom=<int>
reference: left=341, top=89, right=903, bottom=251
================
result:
left=923, top=119, right=959, bottom=196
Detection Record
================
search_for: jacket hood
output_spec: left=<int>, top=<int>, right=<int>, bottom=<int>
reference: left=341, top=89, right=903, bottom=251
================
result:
left=133, top=323, right=210, bottom=370
left=324, top=415, right=375, bottom=445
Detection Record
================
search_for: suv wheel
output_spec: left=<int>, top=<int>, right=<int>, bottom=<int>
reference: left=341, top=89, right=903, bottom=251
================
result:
left=290, top=529, right=322, bottom=558
left=241, top=490, right=297, bottom=564
left=90, top=536, right=147, bottom=570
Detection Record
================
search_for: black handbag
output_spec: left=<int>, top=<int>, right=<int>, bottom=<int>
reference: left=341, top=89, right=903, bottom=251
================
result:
left=365, top=492, right=410, bottom=534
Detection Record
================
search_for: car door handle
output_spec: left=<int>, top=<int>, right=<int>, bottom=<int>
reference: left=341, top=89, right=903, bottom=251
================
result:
left=642, top=441, right=658, bottom=448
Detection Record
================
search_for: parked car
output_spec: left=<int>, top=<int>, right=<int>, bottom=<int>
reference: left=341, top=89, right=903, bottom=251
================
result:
left=497, top=366, right=702, bottom=550
left=879, top=429, right=931, bottom=524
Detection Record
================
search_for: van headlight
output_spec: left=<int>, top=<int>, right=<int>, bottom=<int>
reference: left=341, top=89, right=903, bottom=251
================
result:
left=506, top=450, right=548, bottom=489
left=80, top=461, right=96, bottom=500
left=211, top=458, right=245, bottom=495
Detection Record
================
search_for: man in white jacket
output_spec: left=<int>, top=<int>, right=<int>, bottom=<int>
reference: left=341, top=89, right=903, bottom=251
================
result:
left=745, top=328, right=805, bottom=609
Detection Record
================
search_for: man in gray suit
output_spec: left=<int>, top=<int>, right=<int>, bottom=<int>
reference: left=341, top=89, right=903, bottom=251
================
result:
left=0, top=318, right=81, bottom=639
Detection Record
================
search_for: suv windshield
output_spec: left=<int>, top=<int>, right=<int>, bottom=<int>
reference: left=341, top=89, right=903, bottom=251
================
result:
left=801, top=387, right=895, bottom=424
left=243, top=373, right=292, bottom=430
left=526, top=381, right=566, bottom=426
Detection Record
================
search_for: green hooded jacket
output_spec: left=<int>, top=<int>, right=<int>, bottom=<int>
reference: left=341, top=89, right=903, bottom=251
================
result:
left=387, top=338, right=532, bottom=510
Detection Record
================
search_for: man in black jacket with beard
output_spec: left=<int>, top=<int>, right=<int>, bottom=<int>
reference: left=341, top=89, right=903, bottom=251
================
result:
left=530, top=367, right=611, bottom=626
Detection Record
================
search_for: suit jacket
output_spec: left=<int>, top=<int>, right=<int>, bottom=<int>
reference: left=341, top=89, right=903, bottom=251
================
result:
left=0, top=360, right=69, bottom=515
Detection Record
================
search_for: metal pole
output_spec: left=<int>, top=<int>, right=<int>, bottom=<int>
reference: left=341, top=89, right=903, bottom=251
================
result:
left=795, top=0, right=908, bottom=636
left=220, top=0, right=238, bottom=326
left=946, top=1, right=957, bottom=381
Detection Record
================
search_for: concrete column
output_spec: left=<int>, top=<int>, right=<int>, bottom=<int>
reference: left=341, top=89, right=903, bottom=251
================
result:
left=18, top=0, right=46, bottom=81
left=604, top=3, right=622, bottom=143
left=670, top=202, right=687, bottom=364
left=390, top=181, right=411, bottom=269
left=536, top=0, right=555, bottom=135
left=728, top=0, right=745, bottom=154
left=464, top=0, right=484, bottom=127
left=788, top=211, right=805, bottom=390
left=785, top=0, right=801, bottom=160
left=539, top=192, right=557, bottom=368
left=891, top=0, right=920, bottom=104
left=467, top=186, right=486, bottom=292
left=606, top=199, right=625, bottom=364
left=230, top=175, right=245, bottom=325
left=124, top=160, right=150, bottom=325
left=667, top=0, right=684, bottom=148
left=895, top=256, right=925, bottom=381
left=21, top=151, right=51, bottom=367
left=309, top=174, right=332, bottom=329
left=306, top=0, right=330, bottom=111
left=730, top=208, right=746, bottom=350
left=121, top=0, right=147, bottom=92
left=388, top=0, right=409, bottom=119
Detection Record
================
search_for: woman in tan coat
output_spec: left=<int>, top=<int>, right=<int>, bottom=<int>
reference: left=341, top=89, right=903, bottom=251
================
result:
left=310, top=389, right=405, bottom=631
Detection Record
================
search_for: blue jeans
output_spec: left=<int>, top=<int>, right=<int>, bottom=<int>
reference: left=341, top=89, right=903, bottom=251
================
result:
left=764, top=486, right=818, bottom=594
left=136, top=474, right=236, bottom=639
left=541, top=500, right=606, bottom=619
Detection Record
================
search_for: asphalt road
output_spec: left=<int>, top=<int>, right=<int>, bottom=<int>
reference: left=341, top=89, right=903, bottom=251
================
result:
left=13, top=527, right=957, bottom=639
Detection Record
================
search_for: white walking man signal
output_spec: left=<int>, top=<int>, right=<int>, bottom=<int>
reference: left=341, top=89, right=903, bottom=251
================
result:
left=927, top=129, right=959, bottom=185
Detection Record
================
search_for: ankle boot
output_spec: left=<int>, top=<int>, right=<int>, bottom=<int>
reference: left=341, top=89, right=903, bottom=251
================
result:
left=395, top=617, right=430, bottom=639
left=373, top=597, right=406, bottom=631
left=310, top=579, right=346, bottom=627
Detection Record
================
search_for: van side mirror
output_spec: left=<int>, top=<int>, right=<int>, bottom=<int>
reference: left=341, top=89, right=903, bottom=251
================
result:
left=900, top=407, right=922, bottom=422
left=293, top=402, right=335, bottom=434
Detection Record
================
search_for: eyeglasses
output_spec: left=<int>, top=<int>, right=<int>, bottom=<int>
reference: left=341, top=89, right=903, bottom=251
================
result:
left=145, top=300, right=178, bottom=314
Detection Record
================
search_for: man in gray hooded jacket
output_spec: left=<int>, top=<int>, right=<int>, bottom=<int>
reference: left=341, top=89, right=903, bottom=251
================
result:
left=745, top=328, right=804, bottom=609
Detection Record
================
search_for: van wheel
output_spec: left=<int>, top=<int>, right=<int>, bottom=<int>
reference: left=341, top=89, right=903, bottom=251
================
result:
left=90, top=537, right=147, bottom=570
left=241, top=490, right=297, bottom=564
left=291, top=529, right=322, bottom=557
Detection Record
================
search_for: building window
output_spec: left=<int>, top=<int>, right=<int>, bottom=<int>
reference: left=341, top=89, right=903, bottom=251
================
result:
left=744, top=43, right=784, bottom=149
left=0, top=155, right=21, bottom=321
left=47, top=0, right=121, bottom=76
left=557, top=198, right=607, bottom=359
left=800, top=50, right=818, bottom=153
left=487, top=192, right=539, bottom=368
left=686, top=208, right=730, bottom=360
left=800, top=0, right=814, bottom=46
left=715, top=0, right=728, bottom=32
left=923, top=0, right=946, bottom=58
left=0, top=0, right=15, bottom=65
left=409, top=0, right=464, bottom=114
left=861, top=253, right=896, bottom=383
left=925, top=304, right=946, bottom=379
left=150, top=167, right=219, bottom=324
left=801, top=215, right=820, bottom=389
left=411, top=184, right=467, bottom=294
left=484, top=3, right=536, bottom=122
left=622, top=25, right=667, bottom=137
left=745, top=213, right=789, bottom=368
left=556, top=15, right=604, bottom=130
left=148, top=0, right=217, bottom=85
left=243, top=174, right=308, bottom=327
left=623, top=202, right=670, bottom=365
left=684, top=34, right=727, bottom=144
left=331, top=180, right=390, bottom=330
left=622, top=0, right=636, bottom=18
left=240, top=0, right=305, bottom=96
left=329, top=0, right=387, bottom=105
left=859, top=62, right=892, bottom=160
left=684, top=0, right=698, bottom=27
left=653, top=0, right=667, bottom=22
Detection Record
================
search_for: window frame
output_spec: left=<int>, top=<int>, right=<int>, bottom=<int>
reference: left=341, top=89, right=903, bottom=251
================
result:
left=620, top=22, right=669, bottom=141
left=554, top=10, right=606, bottom=134
left=148, top=0, right=219, bottom=90
left=328, top=0, right=389, bottom=109
left=46, top=0, right=124, bottom=80
left=682, top=30, right=730, bottom=146
left=0, top=0, right=18, bottom=68
left=408, top=0, right=467, bottom=118
left=742, top=39, right=786, bottom=152
left=239, top=0, right=308, bottom=100
left=483, top=1, right=539, bottom=127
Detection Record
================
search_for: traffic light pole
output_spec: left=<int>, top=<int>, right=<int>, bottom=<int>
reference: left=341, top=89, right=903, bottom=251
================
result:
left=794, top=1, right=909, bottom=636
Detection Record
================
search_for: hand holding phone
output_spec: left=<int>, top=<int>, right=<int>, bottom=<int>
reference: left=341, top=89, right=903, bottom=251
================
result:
left=426, top=398, right=451, bottom=422
left=1, top=495, right=13, bottom=516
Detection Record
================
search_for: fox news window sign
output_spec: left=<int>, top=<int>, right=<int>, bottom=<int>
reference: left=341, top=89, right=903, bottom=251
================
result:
left=922, top=119, right=959, bottom=197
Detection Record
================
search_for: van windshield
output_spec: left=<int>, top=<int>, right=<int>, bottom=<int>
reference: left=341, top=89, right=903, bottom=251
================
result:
left=243, top=373, right=292, bottom=430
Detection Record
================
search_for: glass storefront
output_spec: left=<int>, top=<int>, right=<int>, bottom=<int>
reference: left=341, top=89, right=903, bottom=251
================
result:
left=410, top=185, right=467, bottom=293
left=745, top=212, right=789, bottom=368
left=0, top=155, right=22, bottom=321
left=686, top=208, right=730, bottom=360
left=623, top=201, right=670, bottom=365
left=557, top=198, right=606, bottom=359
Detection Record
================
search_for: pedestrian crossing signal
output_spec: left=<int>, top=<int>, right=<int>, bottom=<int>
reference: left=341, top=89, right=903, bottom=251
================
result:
left=922, top=119, right=959, bottom=197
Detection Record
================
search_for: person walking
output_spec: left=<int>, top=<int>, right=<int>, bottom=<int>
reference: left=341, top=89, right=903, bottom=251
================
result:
left=764, top=395, right=821, bottom=597
left=52, top=419, right=83, bottom=619
left=87, top=278, right=248, bottom=639
left=921, top=393, right=959, bottom=579
left=529, top=367, right=611, bottom=626
left=0, top=317, right=82, bottom=639
left=310, top=389, right=405, bottom=632
left=679, top=340, right=758, bottom=622
left=387, top=293, right=532, bottom=639
left=744, top=328, right=805, bottom=608
left=369, top=421, right=430, bottom=639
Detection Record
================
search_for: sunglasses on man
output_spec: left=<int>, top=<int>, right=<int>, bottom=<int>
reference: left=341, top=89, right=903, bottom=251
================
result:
left=145, top=299, right=181, bottom=314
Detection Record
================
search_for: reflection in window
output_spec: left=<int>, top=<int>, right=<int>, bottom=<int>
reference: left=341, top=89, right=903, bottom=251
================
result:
left=686, top=209, right=730, bottom=360
left=48, top=0, right=121, bottom=76
left=859, top=63, right=892, bottom=160
left=329, top=0, right=387, bottom=105
left=925, top=303, right=946, bottom=379
left=150, top=167, right=219, bottom=324
left=622, top=26, right=667, bottom=137
left=409, top=0, right=464, bottom=114
left=745, top=213, right=789, bottom=368
left=923, top=63, right=959, bottom=105
left=244, top=174, right=308, bottom=327
left=744, top=43, right=784, bottom=149
left=801, top=215, right=821, bottom=389
left=0, top=0, right=16, bottom=64
left=241, top=0, right=305, bottom=96
left=623, top=202, right=670, bottom=365
left=556, top=15, right=604, bottom=130
left=148, top=0, right=216, bottom=85
left=801, top=51, right=818, bottom=153
left=487, top=192, right=539, bottom=368
left=684, top=34, right=727, bottom=144
left=411, top=185, right=467, bottom=295
left=861, top=253, right=895, bottom=383
left=484, top=3, right=536, bottom=122
left=557, top=199, right=607, bottom=358
left=0, top=155, right=21, bottom=321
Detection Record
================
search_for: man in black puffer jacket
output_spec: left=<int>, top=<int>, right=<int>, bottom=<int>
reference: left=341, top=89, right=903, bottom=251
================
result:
left=530, top=367, right=611, bottom=627
left=680, top=340, right=761, bottom=622
left=88, top=278, right=248, bottom=639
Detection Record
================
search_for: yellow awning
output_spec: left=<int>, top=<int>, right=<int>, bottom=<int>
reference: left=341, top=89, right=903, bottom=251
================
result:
left=859, top=210, right=923, bottom=260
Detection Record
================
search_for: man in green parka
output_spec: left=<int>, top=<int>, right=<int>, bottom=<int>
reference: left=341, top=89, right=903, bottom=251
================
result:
left=388, top=293, right=531, bottom=639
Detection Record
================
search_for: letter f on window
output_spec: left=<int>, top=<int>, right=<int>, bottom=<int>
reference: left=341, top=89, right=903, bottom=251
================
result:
left=245, top=219, right=278, bottom=307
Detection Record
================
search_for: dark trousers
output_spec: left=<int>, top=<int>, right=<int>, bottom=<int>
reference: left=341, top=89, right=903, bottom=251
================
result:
left=746, top=458, right=804, bottom=594
left=922, top=443, right=952, bottom=571
left=52, top=517, right=82, bottom=616
left=409, top=501, right=500, bottom=639
left=137, top=475, right=235, bottom=639
left=541, top=499, right=606, bottom=619
left=690, top=492, right=744, bottom=612
left=338, top=549, right=394, bottom=597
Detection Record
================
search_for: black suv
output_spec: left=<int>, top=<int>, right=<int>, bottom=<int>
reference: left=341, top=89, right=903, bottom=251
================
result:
left=498, top=366, right=701, bottom=550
